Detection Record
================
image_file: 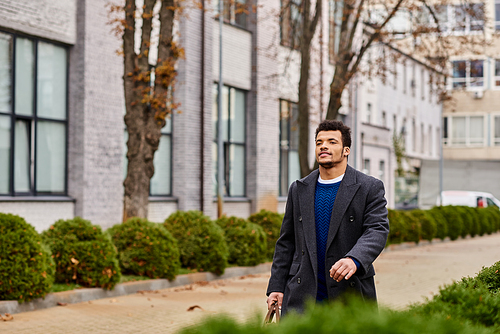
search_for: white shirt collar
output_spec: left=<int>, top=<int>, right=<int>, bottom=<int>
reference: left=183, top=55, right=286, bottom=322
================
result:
left=318, top=173, right=344, bottom=184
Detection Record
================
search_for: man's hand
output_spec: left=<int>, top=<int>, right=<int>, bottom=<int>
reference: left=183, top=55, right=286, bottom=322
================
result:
left=267, top=292, right=283, bottom=310
left=330, top=258, right=357, bottom=282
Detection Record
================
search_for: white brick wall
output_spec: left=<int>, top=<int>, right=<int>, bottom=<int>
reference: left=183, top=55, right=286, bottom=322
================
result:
left=0, top=201, right=74, bottom=232
left=148, top=201, right=178, bottom=223
left=212, top=22, right=252, bottom=90
left=0, top=0, right=76, bottom=44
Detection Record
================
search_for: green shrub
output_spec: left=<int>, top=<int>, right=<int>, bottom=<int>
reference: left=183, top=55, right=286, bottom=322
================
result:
left=42, top=217, right=121, bottom=290
left=473, top=260, right=500, bottom=292
left=400, top=211, right=422, bottom=243
left=409, top=209, right=437, bottom=242
left=248, top=210, right=283, bottom=259
left=164, top=211, right=228, bottom=275
left=484, top=207, right=500, bottom=232
left=216, top=216, right=267, bottom=267
left=466, top=207, right=482, bottom=237
left=107, top=218, right=180, bottom=280
left=476, top=208, right=494, bottom=235
left=180, top=297, right=494, bottom=334
left=0, top=213, right=54, bottom=302
left=435, top=206, right=463, bottom=240
left=387, top=209, right=407, bottom=245
left=409, top=280, right=500, bottom=329
left=426, top=207, right=448, bottom=240
left=455, top=206, right=474, bottom=238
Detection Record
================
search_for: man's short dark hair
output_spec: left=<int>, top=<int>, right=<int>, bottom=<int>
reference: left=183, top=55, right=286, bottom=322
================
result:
left=315, top=120, right=352, bottom=148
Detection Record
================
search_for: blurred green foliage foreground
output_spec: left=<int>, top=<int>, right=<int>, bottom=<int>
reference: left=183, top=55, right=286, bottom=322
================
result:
left=180, top=261, right=500, bottom=334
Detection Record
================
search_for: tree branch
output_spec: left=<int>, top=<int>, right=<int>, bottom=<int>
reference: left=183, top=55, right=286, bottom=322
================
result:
left=139, top=0, right=157, bottom=71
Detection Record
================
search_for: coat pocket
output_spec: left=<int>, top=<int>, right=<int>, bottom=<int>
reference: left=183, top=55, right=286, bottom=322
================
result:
left=289, top=262, right=300, bottom=276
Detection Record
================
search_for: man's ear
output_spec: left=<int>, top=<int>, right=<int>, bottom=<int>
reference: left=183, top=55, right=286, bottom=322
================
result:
left=344, top=147, right=350, bottom=157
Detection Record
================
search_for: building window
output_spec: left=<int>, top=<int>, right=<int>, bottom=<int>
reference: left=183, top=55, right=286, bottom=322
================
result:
left=366, top=103, right=372, bottom=123
left=421, top=69, right=425, bottom=100
left=421, top=123, right=425, bottom=153
left=279, top=100, right=300, bottom=196
left=403, top=61, right=407, bottom=94
left=213, top=84, right=246, bottom=197
left=411, top=64, right=416, bottom=97
left=445, top=115, right=485, bottom=146
left=428, top=125, right=433, bottom=155
left=215, top=0, right=248, bottom=29
left=419, top=4, right=484, bottom=34
left=452, top=60, right=484, bottom=89
left=329, top=0, right=343, bottom=62
left=494, top=60, right=500, bottom=87
left=281, top=0, right=302, bottom=49
left=496, top=0, right=500, bottom=30
left=494, top=115, right=500, bottom=146
left=378, top=160, right=385, bottom=183
left=412, top=119, right=416, bottom=152
left=0, top=32, right=68, bottom=196
left=362, top=159, right=371, bottom=175
left=381, top=111, right=387, bottom=127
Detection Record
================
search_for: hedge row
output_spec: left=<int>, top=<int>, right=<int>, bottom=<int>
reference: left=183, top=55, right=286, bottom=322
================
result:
left=180, top=260, right=500, bottom=333
left=0, top=209, right=283, bottom=303
left=388, top=206, right=500, bottom=245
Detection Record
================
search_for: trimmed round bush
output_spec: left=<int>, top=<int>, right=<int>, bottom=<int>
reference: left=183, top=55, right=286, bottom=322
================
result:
left=409, top=209, right=436, bottom=242
left=0, top=213, right=54, bottom=302
left=400, top=211, right=422, bottom=243
left=426, top=207, right=448, bottom=240
left=107, top=218, right=180, bottom=280
left=42, top=217, right=121, bottom=290
left=387, top=209, right=407, bottom=245
left=434, top=206, right=463, bottom=240
left=465, top=206, right=482, bottom=237
left=455, top=206, right=474, bottom=238
left=476, top=208, right=494, bottom=235
left=484, top=207, right=500, bottom=232
left=216, top=216, right=267, bottom=267
left=248, top=210, right=283, bottom=259
left=164, top=211, right=228, bottom=275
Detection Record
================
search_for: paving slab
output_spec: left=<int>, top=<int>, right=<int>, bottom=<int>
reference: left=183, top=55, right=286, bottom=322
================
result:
left=1, top=232, right=499, bottom=333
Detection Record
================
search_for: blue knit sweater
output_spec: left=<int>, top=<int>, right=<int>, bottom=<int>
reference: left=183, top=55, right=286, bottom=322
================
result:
left=314, top=180, right=341, bottom=301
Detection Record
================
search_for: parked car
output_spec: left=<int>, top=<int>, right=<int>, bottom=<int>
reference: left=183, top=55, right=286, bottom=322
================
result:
left=437, top=191, right=500, bottom=209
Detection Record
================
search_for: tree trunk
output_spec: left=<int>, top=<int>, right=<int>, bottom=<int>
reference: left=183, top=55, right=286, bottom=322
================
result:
left=298, top=38, right=312, bottom=178
left=122, top=0, right=176, bottom=222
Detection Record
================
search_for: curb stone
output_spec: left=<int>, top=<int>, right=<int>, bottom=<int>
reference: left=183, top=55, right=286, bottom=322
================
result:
left=0, top=262, right=272, bottom=315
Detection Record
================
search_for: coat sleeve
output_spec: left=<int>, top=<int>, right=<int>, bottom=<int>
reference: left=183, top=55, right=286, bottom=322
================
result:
left=345, top=178, right=389, bottom=276
left=266, top=182, right=297, bottom=296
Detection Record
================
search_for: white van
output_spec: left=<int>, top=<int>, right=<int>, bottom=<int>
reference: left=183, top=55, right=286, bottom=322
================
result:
left=437, top=191, right=500, bottom=209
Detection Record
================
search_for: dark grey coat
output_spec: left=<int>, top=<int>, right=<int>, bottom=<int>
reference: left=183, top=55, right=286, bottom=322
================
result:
left=266, top=165, right=389, bottom=314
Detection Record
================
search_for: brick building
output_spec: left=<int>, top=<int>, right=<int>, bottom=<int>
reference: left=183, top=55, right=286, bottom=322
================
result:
left=0, top=0, right=443, bottom=231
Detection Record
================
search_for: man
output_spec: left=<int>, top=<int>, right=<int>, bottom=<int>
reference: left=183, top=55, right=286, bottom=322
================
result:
left=266, top=120, right=389, bottom=315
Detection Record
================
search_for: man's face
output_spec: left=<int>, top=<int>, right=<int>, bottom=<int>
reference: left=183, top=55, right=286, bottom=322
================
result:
left=315, top=130, right=350, bottom=168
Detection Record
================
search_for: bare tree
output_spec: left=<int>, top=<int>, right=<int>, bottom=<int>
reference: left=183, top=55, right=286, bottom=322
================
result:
left=109, top=0, right=183, bottom=221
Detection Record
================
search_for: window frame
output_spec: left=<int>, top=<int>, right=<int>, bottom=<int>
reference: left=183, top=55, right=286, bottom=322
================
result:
left=213, top=83, right=247, bottom=198
left=493, top=59, right=500, bottom=89
left=279, top=99, right=300, bottom=197
left=0, top=30, right=69, bottom=197
left=215, top=0, right=248, bottom=30
left=443, top=114, right=487, bottom=147
left=280, top=0, right=302, bottom=50
left=451, top=59, right=484, bottom=91
left=419, top=4, right=485, bottom=36
left=492, top=114, right=500, bottom=146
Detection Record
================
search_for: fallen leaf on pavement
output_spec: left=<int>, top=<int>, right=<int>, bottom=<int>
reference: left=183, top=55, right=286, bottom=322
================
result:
left=187, top=305, right=203, bottom=311
left=57, top=302, right=67, bottom=306
left=2, top=313, right=13, bottom=321
left=110, top=299, right=117, bottom=303
left=220, top=290, right=228, bottom=295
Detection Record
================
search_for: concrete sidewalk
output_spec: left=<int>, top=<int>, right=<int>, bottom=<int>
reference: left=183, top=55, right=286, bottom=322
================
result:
left=1, top=232, right=500, bottom=333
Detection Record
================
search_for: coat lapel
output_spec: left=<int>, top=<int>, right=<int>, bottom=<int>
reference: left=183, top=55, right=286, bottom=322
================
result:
left=297, top=169, right=319, bottom=278
left=326, top=165, right=360, bottom=253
